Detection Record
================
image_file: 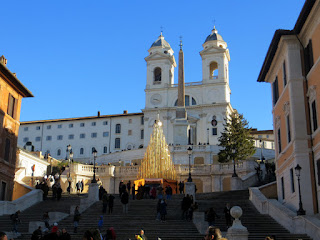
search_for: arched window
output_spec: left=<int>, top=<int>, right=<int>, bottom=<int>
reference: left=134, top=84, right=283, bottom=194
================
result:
left=174, top=95, right=197, bottom=106
left=57, top=149, right=61, bottom=156
left=154, top=67, right=161, bottom=84
left=103, top=146, right=108, bottom=154
left=115, top=124, right=121, bottom=133
left=80, top=148, right=84, bottom=155
left=209, top=61, right=218, bottom=79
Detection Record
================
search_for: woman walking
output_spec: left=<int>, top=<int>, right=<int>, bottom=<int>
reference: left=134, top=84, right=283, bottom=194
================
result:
left=73, top=206, right=81, bottom=233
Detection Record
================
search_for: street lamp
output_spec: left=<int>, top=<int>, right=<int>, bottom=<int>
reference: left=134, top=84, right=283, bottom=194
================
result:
left=187, top=146, right=193, bottom=182
left=295, top=164, right=306, bottom=215
left=259, top=139, right=265, bottom=164
left=66, top=145, right=73, bottom=193
left=92, top=148, right=97, bottom=183
left=232, top=149, right=238, bottom=177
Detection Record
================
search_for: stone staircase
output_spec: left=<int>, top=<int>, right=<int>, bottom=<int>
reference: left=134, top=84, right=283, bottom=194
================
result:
left=0, top=193, right=82, bottom=236
left=0, top=190, right=314, bottom=240
left=197, top=190, right=312, bottom=240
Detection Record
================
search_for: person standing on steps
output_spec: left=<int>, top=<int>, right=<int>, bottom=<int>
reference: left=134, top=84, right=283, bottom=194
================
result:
left=98, top=215, right=104, bottom=232
left=160, top=199, right=167, bottom=222
left=131, top=183, right=136, bottom=200
left=11, top=210, right=21, bottom=234
left=102, top=191, right=108, bottom=214
left=60, top=228, right=71, bottom=240
left=81, top=179, right=84, bottom=193
left=43, top=211, right=50, bottom=229
left=73, top=205, right=81, bottom=233
left=108, top=194, right=115, bottom=214
left=205, top=207, right=219, bottom=227
left=224, top=203, right=232, bottom=229
left=121, top=189, right=129, bottom=214
left=56, top=182, right=62, bottom=201
left=127, top=180, right=131, bottom=195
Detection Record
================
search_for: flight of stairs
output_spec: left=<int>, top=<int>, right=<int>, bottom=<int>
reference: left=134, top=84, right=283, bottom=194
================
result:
left=0, top=191, right=314, bottom=240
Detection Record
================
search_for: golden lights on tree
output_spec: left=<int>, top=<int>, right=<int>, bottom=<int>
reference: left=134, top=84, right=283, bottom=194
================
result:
left=137, top=119, right=176, bottom=180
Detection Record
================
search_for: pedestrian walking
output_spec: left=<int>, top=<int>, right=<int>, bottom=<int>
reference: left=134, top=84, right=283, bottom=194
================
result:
left=121, top=190, right=129, bottom=214
left=73, top=206, right=81, bottom=233
left=56, top=183, right=62, bottom=201
left=81, top=179, right=84, bottom=192
left=76, top=181, right=81, bottom=195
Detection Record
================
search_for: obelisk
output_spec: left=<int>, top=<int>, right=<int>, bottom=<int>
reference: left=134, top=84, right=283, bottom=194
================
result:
left=174, top=38, right=189, bottom=145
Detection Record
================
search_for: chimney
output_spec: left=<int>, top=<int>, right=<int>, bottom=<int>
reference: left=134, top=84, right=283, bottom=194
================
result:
left=0, top=55, right=7, bottom=66
left=123, top=110, right=128, bottom=114
left=98, top=111, right=100, bottom=117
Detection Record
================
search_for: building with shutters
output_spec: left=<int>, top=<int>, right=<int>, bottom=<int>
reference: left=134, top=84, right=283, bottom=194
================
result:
left=257, top=0, right=320, bottom=215
left=0, top=56, right=33, bottom=201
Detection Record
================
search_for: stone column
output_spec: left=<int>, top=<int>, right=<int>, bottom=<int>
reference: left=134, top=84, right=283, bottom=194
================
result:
left=226, top=206, right=249, bottom=240
left=88, top=183, right=99, bottom=202
left=185, top=182, right=196, bottom=202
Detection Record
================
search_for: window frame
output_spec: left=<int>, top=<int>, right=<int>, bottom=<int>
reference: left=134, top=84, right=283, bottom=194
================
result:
left=115, top=138, right=121, bottom=149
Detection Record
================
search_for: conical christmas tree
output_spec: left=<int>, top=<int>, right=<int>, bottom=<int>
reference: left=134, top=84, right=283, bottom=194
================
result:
left=137, top=119, right=176, bottom=180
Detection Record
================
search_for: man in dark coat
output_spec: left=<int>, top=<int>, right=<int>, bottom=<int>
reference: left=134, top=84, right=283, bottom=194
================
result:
left=31, top=226, right=42, bottom=240
left=224, top=203, right=232, bottom=228
left=127, top=180, right=131, bottom=194
left=60, top=228, right=71, bottom=240
left=108, top=194, right=115, bottom=214
left=121, top=190, right=129, bottom=214
left=102, top=192, right=108, bottom=213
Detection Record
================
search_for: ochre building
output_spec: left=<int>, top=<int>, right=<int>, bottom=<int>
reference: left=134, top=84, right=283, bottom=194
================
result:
left=0, top=56, right=33, bottom=200
left=258, top=0, right=320, bottom=214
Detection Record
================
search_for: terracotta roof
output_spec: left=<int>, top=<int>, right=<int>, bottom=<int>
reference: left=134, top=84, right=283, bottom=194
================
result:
left=0, top=62, right=33, bottom=97
left=257, top=0, right=316, bottom=83
left=21, top=112, right=143, bottom=125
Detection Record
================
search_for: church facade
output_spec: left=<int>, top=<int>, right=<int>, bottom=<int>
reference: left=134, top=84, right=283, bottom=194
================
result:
left=17, top=28, right=274, bottom=167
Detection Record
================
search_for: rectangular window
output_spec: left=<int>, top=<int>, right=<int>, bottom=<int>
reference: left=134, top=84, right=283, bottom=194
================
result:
left=290, top=168, right=295, bottom=193
left=103, top=121, right=108, bottom=125
left=128, top=130, right=132, bottom=136
left=141, top=129, right=144, bottom=140
left=185, top=95, right=190, bottom=106
left=212, top=128, right=217, bottom=135
left=35, top=137, right=41, bottom=142
left=116, top=124, right=121, bottom=134
left=103, top=146, right=108, bottom=153
left=317, top=159, right=320, bottom=186
left=277, top=128, right=282, bottom=153
left=141, top=116, right=144, bottom=125
left=129, top=119, right=132, bottom=124
left=58, top=124, right=62, bottom=129
left=36, top=126, right=41, bottom=130
left=80, top=123, right=85, bottom=127
left=47, top=125, right=51, bottom=130
left=46, top=136, right=52, bottom=141
left=272, top=77, right=279, bottom=106
left=281, top=177, right=285, bottom=200
left=69, top=123, right=74, bottom=128
left=283, top=61, right=287, bottom=86
left=286, top=115, right=291, bottom=143
left=68, top=134, right=74, bottom=140
left=115, top=138, right=120, bottom=149
left=312, top=100, right=318, bottom=132
left=92, top=122, right=96, bottom=126
left=4, top=138, right=10, bottom=161
left=57, top=135, right=63, bottom=140
left=80, top=133, right=86, bottom=139
left=23, top=137, right=29, bottom=142
left=91, top=133, right=97, bottom=138
left=103, top=132, right=109, bottom=137
left=1, top=181, right=6, bottom=201
left=304, top=40, right=314, bottom=75
left=24, top=127, right=28, bottom=131
left=7, top=94, right=16, bottom=118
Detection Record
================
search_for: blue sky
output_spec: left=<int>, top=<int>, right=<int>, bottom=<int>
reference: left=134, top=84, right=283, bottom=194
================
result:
left=1, top=1, right=304, bottom=130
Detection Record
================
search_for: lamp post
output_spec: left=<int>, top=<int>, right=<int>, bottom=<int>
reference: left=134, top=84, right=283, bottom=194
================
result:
left=232, top=149, right=238, bottom=177
left=187, top=146, right=193, bottom=182
left=259, top=139, right=265, bottom=164
left=92, top=148, right=97, bottom=183
left=295, top=164, right=306, bottom=215
left=66, top=145, right=73, bottom=193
